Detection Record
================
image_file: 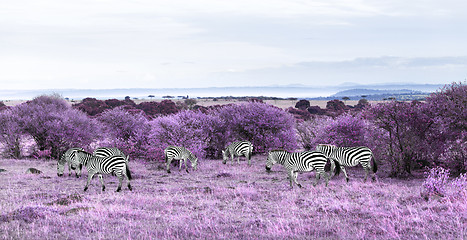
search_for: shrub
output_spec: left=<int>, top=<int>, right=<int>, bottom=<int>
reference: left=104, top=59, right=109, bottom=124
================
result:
left=214, top=102, right=298, bottom=153
left=364, top=100, right=442, bottom=177
left=14, top=95, right=100, bottom=158
left=295, top=100, right=310, bottom=110
left=422, top=166, right=450, bottom=197
left=146, top=110, right=219, bottom=161
left=286, top=107, right=312, bottom=122
left=97, top=107, right=150, bottom=158
left=0, top=109, right=23, bottom=158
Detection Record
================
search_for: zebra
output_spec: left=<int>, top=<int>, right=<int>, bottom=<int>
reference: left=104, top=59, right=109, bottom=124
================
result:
left=93, top=147, right=128, bottom=162
left=74, top=150, right=132, bottom=192
left=315, top=144, right=377, bottom=182
left=222, top=141, right=253, bottom=165
left=265, top=150, right=341, bottom=188
left=93, top=147, right=129, bottom=176
left=57, top=147, right=84, bottom=177
left=164, top=146, right=198, bottom=174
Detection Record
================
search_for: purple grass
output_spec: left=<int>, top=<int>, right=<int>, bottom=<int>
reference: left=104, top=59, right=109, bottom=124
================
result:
left=0, top=157, right=466, bottom=239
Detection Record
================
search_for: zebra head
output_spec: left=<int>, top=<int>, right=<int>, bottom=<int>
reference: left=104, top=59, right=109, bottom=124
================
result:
left=191, top=157, right=198, bottom=170
left=57, top=161, right=65, bottom=176
left=221, top=150, right=228, bottom=164
left=265, top=151, right=278, bottom=173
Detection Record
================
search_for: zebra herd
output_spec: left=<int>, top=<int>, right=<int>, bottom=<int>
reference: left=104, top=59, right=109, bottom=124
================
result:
left=56, top=141, right=377, bottom=192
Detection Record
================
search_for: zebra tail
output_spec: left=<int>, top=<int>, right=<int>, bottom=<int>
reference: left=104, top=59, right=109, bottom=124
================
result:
left=126, top=163, right=132, bottom=180
left=372, top=155, right=378, bottom=173
left=333, top=159, right=341, bottom=176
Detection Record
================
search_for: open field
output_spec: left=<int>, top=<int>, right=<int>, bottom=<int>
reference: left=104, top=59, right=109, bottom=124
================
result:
left=1, top=156, right=465, bottom=239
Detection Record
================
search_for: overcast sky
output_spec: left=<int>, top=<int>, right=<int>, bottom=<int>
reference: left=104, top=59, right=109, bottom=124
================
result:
left=1, top=0, right=466, bottom=90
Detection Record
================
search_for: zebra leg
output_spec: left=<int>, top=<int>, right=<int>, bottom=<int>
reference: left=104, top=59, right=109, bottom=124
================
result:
left=66, top=162, right=71, bottom=176
left=294, top=172, right=302, bottom=188
left=98, top=174, right=105, bottom=191
left=323, top=172, right=330, bottom=187
left=363, top=166, right=370, bottom=182
left=84, top=172, right=96, bottom=192
left=116, top=173, right=123, bottom=192
left=288, top=171, right=294, bottom=188
left=184, top=159, right=189, bottom=173
left=125, top=172, right=132, bottom=191
left=166, top=158, right=172, bottom=173
left=341, top=166, right=349, bottom=182
left=313, top=172, right=320, bottom=186
left=179, top=159, right=183, bottom=170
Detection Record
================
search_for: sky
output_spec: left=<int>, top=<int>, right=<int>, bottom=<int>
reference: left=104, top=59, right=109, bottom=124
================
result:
left=1, top=0, right=466, bottom=90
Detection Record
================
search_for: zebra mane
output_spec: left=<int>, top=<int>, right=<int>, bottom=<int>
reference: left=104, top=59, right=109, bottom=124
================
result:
left=318, top=144, right=337, bottom=148
left=269, top=149, right=289, bottom=153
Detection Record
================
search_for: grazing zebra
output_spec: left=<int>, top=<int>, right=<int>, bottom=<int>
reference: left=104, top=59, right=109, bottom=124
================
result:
left=222, top=141, right=253, bottom=165
left=93, top=147, right=128, bottom=176
left=265, top=150, right=341, bottom=188
left=57, top=147, right=84, bottom=177
left=164, top=146, right=198, bottom=173
left=74, top=150, right=132, bottom=192
left=93, top=147, right=128, bottom=161
left=315, top=144, right=377, bottom=182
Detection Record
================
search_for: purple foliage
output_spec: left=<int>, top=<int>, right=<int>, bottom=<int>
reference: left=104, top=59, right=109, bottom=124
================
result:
left=0, top=158, right=466, bottom=239
left=286, top=107, right=312, bottom=122
left=146, top=110, right=221, bottom=161
left=422, top=166, right=450, bottom=197
left=295, top=99, right=310, bottom=110
left=0, top=109, right=23, bottom=158
left=14, top=95, right=100, bottom=158
left=364, top=100, right=443, bottom=177
left=97, top=107, right=150, bottom=157
left=214, top=102, right=298, bottom=153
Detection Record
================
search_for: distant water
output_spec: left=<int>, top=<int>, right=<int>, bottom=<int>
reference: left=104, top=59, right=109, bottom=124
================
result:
left=0, top=84, right=444, bottom=101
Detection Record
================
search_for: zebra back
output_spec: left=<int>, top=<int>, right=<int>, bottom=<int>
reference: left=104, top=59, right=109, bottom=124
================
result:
left=93, top=147, right=128, bottom=162
left=285, top=151, right=329, bottom=173
left=165, top=146, right=197, bottom=163
left=75, top=150, right=128, bottom=175
left=225, top=141, right=253, bottom=157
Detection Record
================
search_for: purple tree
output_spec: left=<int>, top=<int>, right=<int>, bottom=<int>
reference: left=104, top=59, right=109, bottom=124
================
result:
left=364, top=100, right=442, bottom=177
left=97, top=107, right=150, bottom=158
left=0, top=109, right=23, bottom=158
left=426, top=82, right=467, bottom=174
left=214, top=102, right=298, bottom=153
left=14, top=95, right=100, bottom=158
left=146, top=110, right=221, bottom=161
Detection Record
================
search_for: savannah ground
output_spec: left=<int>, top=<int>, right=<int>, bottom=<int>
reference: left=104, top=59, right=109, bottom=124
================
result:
left=1, top=156, right=465, bottom=239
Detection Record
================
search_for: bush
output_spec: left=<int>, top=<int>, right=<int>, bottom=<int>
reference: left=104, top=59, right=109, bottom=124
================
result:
left=146, top=110, right=219, bottom=161
left=14, top=95, right=100, bottom=158
left=0, top=109, right=23, bottom=158
left=214, top=102, right=298, bottom=153
left=422, top=166, right=450, bottom=197
left=97, top=107, right=150, bottom=158
left=295, top=99, right=310, bottom=110
left=364, top=101, right=442, bottom=177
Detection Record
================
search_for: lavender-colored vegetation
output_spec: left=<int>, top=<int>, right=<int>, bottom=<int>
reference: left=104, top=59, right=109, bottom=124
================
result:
left=0, top=158, right=466, bottom=239
left=0, top=82, right=466, bottom=239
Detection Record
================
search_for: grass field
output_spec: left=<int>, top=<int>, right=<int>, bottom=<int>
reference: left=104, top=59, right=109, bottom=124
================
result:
left=0, top=156, right=465, bottom=239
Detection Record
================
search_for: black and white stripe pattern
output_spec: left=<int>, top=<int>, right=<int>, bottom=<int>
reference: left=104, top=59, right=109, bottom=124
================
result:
left=265, top=150, right=340, bottom=188
left=57, top=147, right=84, bottom=177
left=164, top=146, right=198, bottom=173
left=315, top=144, right=377, bottom=182
left=222, top=141, right=253, bottom=165
left=75, top=150, right=132, bottom=192
left=93, top=147, right=128, bottom=162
